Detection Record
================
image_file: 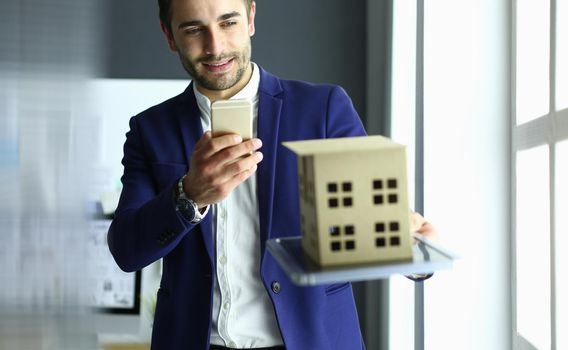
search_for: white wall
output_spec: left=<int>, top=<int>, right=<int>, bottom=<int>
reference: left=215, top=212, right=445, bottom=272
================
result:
left=87, top=79, right=189, bottom=342
left=422, top=1, right=511, bottom=349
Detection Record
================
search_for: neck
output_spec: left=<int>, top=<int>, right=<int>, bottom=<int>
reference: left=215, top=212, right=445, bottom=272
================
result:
left=197, top=62, right=253, bottom=102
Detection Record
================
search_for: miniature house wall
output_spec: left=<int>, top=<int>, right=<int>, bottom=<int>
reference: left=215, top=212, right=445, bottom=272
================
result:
left=283, top=136, right=413, bottom=266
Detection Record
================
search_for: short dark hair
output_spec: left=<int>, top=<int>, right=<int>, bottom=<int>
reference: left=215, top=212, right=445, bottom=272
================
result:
left=159, top=0, right=253, bottom=32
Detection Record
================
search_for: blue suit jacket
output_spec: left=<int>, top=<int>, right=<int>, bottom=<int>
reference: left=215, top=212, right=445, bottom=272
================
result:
left=108, top=67, right=367, bottom=350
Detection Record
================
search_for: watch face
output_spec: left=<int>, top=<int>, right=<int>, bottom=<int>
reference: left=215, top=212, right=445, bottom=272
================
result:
left=177, top=198, right=196, bottom=221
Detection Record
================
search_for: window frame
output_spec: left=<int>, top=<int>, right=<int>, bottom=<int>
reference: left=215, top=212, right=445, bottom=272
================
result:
left=512, top=0, right=568, bottom=348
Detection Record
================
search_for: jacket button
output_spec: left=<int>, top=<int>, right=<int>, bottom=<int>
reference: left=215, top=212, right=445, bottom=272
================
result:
left=271, top=281, right=281, bottom=294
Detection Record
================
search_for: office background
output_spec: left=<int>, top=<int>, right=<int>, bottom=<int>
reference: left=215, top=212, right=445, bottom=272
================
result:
left=10, top=0, right=562, bottom=349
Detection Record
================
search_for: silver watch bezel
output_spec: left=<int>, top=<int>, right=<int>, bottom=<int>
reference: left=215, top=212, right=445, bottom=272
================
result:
left=177, top=175, right=204, bottom=223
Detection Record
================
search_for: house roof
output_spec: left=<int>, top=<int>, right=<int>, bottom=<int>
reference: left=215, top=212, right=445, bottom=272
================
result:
left=282, top=135, right=404, bottom=155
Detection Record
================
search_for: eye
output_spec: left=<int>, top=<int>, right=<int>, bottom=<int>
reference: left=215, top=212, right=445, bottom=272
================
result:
left=183, top=27, right=203, bottom=35
left=221, top=20, right=238, bottom=28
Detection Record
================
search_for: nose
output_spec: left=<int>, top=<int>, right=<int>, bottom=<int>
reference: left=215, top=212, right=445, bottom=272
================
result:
left=203, top=28, right=224, bottom=57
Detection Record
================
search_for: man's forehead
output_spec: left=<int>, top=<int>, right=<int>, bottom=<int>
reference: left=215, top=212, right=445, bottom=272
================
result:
left=170, top=0, right=247, bottom=22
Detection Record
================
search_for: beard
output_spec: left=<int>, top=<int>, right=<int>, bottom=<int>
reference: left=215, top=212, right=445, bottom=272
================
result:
left=178, top=42, right=252, bottom=91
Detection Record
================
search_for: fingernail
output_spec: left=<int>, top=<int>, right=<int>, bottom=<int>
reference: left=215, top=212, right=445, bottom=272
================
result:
left=234, top=135, right=243, bottom=143
left=252, top=138, right=262, bottom=148
left=256, top=152, right=263, bottom=161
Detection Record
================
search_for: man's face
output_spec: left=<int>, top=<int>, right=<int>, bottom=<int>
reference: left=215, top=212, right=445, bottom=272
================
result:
left=163, top=0, right=256, bottom=94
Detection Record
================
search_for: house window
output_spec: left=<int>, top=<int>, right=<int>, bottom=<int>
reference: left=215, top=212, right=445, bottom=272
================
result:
left=374, top=194, right=384, bottom=204
left=376, top=237, right=386, bottom=247
left=328, top=182, right=338, bottom=193
left=388, top=178, right=398, bottom=189
left=329, top=226, right=340, bottom=236
left=373, top=178, right=399, bottom=206
left=390, top=236, right=401, bottom=246
left=345, top=225, right=355, bottom=235
left=328, top=198, right=338, bottom=208
left=388, top=194, right=398, bottom=204
left=375, top=222, right=385, bottom=233
left=331, top=241, right=341, bottom=251
left=373, top=179, right=383, bottom=189
left=390, top=221, right=400, bottom=232
left=327, top=181, right=355, bottom=207
left=345, top=240, right=355, bottom=250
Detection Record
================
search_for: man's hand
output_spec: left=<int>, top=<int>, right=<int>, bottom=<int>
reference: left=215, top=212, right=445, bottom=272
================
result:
left=410, top=211, right=438, bottom=241
left=182, top=131, right=263, bottom=208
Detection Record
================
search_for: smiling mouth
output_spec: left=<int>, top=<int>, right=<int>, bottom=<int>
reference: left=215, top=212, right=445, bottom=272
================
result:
left=202, top=58, right=234, bottom=72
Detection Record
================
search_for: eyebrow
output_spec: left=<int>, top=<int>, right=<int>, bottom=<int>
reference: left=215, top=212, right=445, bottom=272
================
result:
left=177, top=11, right=242, bottom=29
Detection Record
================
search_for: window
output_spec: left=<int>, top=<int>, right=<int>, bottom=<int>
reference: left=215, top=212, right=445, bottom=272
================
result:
left=558, top=0, right=568, bottom=111
left=513, top=0, right=568, bottom=348
left=388, top=1, right=418, bottom=349
left=390, top=236, right=400, bottom=246
left=388, top=194, right=398, bottom=204
left=328, top=198, right=338, bottom=208
left=327, top=181, right=353, bottom=208
left=515, top=146, right=551, bottom=349
left=376, top=237, right=386, bottom=247
left=556, top=141, right=568, bottom=350
left=329, top=226, right=340, bottom=236
left=389, top=222, right=400, bottom=232
left=327, top=182, right=338, bottom=193
left=331, top=241, right=341, bottom=251
left=387, top=178, right=398, bottom=189
left=373, top=179, right=383, bottom=189
left=372, top=178, right=399, bottom=206
left=375, top=222, right=385, bottom=233
left=373, top=194, right=384, bottom=205
left=329, top=225, right=356, bottom=253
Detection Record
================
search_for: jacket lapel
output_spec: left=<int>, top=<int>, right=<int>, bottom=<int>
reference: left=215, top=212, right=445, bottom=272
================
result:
left=176, top=84, right=214, bottom=264
left=256, top=68, right=283, bottom=256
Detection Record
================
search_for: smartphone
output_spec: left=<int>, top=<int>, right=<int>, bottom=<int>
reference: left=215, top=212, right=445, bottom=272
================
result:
left=211, top=99, right=253, bottom=140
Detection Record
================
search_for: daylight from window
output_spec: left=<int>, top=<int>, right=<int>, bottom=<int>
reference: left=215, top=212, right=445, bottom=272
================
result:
left=556, top=141, right=568, bottom=349
left=516, top=0, right=550, bottom=124
left=516, top=145, right=551, bottom=350
left=557, top=0, right=568, bottom=111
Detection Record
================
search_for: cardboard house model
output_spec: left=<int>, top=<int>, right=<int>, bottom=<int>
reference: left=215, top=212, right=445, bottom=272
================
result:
left=283, top=135, right=413, bottom=267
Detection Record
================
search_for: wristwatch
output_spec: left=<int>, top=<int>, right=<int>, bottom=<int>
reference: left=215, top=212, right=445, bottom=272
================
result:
left=175, top=175, right=205, bottom=224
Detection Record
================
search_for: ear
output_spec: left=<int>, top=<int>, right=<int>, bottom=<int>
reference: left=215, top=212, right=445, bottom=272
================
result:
left=160, top=21, right=178, bottom=52
left=248, top=1, right=256, bottom=37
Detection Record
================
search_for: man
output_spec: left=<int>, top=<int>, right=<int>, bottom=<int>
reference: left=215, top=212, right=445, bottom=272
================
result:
left=108, top=0, right=434, bottom=349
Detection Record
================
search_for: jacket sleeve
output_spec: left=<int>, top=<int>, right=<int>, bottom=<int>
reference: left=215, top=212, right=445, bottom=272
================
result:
left=107, top=116, right=196, bottom=272
left=325, top=85, right=368, bottom=138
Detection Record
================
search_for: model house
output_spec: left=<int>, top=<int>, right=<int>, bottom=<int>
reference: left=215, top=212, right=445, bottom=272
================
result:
left=283, top=136, right=413, bottom=266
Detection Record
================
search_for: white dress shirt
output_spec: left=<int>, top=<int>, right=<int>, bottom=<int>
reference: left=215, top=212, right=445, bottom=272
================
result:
left=192, top=63, right=284, bottom=348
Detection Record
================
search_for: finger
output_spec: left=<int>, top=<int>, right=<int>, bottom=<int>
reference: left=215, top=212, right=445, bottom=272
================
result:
left=202, top=133, right=244, bottom=158
left=410, top=212, right=426, bottom=232
left=216, top=151, right=263, bottom=182
left=193, top=131, right=212, bottom=153
left=224, top=163, right=259, bottom=189
left=213, top=138, right=263, bottom=165
left=417, top=222, right=438, bottom=240
left=232, top=137, right=262, bottom=158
